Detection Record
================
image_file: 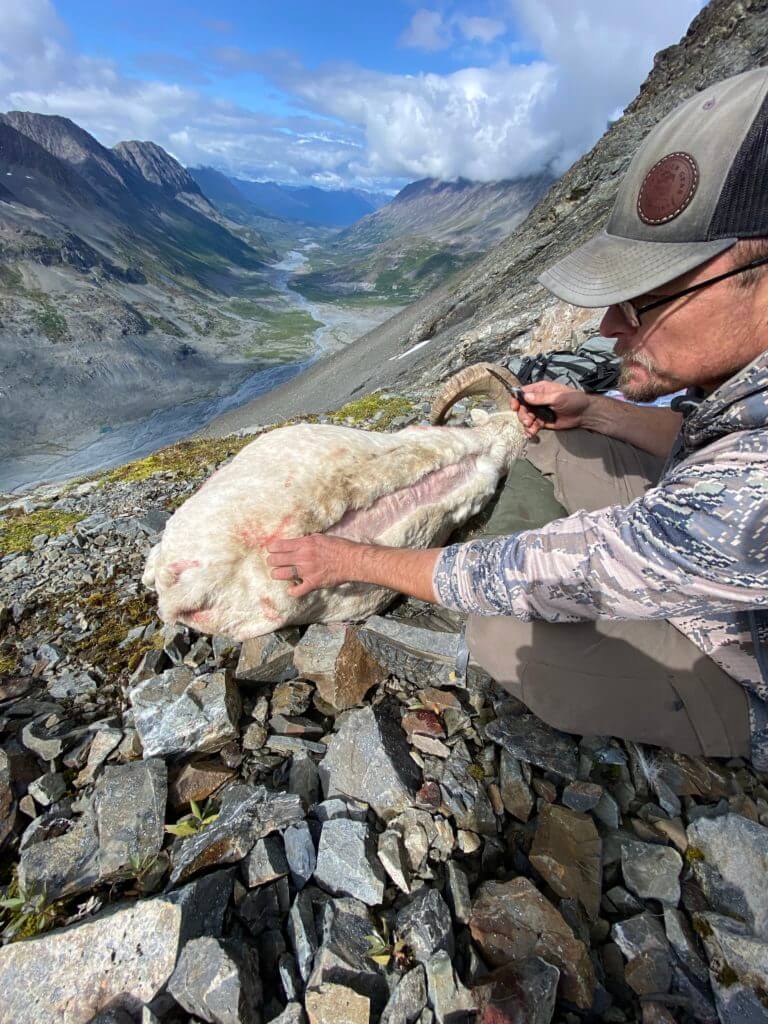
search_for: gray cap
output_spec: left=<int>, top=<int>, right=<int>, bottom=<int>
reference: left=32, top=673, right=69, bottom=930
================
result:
left=539, top=67, right=768, bottom=307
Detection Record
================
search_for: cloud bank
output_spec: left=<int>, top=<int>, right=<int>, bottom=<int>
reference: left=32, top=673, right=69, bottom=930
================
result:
left=0, top=0, right=703, bottom=188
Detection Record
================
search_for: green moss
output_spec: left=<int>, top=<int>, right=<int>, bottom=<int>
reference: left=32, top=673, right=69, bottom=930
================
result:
left=685, top=846, right=706, bottom=863
left=716, top=962, right=739, bottom=988
left=0, top=264, right=22, bottom=289
left=329, top=392, right=414, bottom=430
left=146, top=314, right=186, bottom=338
left=103, top=434, right=254, bottom=484
left=71, top=589, right=157, bottom=678
left=692, top=916, right=713, bottom=938
left=34, top=305, right=69, bottom=342
left=0, top=652, right=17, bottom=674
left=0, top=509, right=83, bottom=554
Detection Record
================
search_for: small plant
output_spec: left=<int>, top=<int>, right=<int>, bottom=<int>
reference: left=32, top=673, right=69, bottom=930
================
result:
left=165, top=799, right=219, bottom=839
left=0, top=876, right=63, bottom=942
left=365, top=920, right=414, bottom=971
left=123, top=851, right=169, bottom=895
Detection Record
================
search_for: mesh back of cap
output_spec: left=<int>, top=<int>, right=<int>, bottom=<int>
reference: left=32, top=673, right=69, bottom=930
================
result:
left=709, top=90, right=768, bottom=239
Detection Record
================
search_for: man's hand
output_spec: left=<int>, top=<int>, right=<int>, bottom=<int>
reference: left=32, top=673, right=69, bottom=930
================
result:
left=267, top=534, right=360, bottom=598
left=509, top=381, right=591, bottom=438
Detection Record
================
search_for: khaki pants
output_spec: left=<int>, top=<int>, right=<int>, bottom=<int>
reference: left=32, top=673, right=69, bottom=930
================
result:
left=466, top=428, right=751, bottom=758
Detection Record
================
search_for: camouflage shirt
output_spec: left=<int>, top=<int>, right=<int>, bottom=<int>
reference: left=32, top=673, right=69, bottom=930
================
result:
left=434, top=349, right=768, bottom=768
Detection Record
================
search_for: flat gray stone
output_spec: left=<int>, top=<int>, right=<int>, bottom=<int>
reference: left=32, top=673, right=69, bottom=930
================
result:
left=236, top=634, right=295, bottom=683
left=94, top=759, right=167, bottom=878
left=377, top=829, right=411, bottom=894
left=498, top=749, right=534, bottom=821
left=130, top=668, right=241, bottom=758
left=314, top=818, right=386, bottom=906
left=621, top=840, right=682, bottom=906
left=562, top=780, right=604, bottom=813
left=18, top=804, right=100, bottom=900
left=425, top=951, right=476, bottom=1024
left=445, top=862, right=471, bottom=925
left=319, top=704, right=421, bottom=822
left=167, top=936, right=262, bottom=1024
left=0, top=873, right=232, bottom=1024
left=28, top=771, right=66, bottom=808
left=396, top=888, right=454, bottom=964
left=170, top=784, right=303, bottom=885
left=380, top=966, right=427, bottom=1024
left=288, top=889, right=318, bottom=983
left=307, top=897, right=389, bottom=1011
left=439, top=750, right=496, bottom=836
left=243, top=835, right=289, bottom=887
left=687, top=813, right=768, bottom=939
left=695, top=912, right=768, bottom=1024
left=486, top=712, right=578, bottom=778
left=284, top=821, right=317, bottom=890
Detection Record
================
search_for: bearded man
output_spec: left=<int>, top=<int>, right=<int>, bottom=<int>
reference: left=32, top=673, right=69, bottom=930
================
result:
left=267, top=67, right=768, bottom=768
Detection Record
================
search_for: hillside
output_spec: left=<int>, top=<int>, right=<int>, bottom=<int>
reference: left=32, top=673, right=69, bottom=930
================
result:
left=289, top=174, right=552, bottom=307
left=203, top=0, right=768, bottom=437
left=226, top=177, right=390, bottom=227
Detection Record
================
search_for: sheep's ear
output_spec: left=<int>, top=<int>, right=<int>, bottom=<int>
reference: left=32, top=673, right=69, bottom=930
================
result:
left=469, top=408, right=490, bottom=425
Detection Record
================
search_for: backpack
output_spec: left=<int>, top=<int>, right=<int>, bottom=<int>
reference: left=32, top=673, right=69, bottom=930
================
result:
left=503, top=337, right=620, bottom=393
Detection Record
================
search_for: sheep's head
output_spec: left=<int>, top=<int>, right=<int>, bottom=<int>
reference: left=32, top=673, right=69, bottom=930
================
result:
left=430, top=362, right=522, bottom=425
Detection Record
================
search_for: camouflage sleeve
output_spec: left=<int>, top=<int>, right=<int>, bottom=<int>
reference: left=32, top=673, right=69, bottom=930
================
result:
left=432, top=454, right=768, bottom=620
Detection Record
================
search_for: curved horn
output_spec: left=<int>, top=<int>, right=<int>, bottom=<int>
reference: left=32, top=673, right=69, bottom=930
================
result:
left=430, top=362, right=520, bottom=424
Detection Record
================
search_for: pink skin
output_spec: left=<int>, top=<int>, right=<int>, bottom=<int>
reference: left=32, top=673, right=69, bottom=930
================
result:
left=167, top=559, right=200, bottom=582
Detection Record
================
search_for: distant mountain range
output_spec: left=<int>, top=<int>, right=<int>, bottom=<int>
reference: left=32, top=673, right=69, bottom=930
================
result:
left=188, top=166, right=390, bottom=228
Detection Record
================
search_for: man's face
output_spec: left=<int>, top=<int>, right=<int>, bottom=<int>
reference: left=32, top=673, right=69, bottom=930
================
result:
left=599, top=249, right=768, bottom=400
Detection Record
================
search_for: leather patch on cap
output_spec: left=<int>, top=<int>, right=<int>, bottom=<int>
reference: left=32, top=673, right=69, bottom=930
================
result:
left=637, top=152, right=699, bottom=225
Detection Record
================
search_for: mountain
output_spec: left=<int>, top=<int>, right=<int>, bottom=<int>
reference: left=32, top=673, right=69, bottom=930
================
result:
left=227, top=178, right=390, bottom=227
left=340, top=175, right=555, bottom=250
left=290, top=173, right=552, bottom=306
left=187, top=165, right=272, bottom=224
left=201, top=0, right=768, bottom=437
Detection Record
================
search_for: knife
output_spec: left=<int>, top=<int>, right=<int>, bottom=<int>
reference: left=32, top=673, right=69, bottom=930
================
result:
left=486, top=367, right=557, bottom=424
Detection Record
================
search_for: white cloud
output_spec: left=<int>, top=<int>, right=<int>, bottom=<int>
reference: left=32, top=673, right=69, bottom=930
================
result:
left=0, top=0, right=705, bottom=189
left=456, top=16, right=506, bottom=44
left=399, top=9, right=452, bottom=52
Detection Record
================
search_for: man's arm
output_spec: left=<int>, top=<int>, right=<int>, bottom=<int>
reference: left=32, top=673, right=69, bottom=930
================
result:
left=267, top=534, right=441, bottom=602
left=514, top=381, right=682, bottom=458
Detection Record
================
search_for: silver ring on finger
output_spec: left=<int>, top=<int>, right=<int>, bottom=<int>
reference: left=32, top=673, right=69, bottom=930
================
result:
left=291, top=565, right=301, bottom=582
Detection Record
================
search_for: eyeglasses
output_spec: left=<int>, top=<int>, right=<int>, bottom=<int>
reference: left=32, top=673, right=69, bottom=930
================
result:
left=618, top=253, right=768, bottom=327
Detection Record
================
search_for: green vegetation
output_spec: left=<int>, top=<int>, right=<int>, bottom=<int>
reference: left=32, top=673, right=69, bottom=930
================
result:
left=329, top=392, right=414, bottom=429
left=34, top=304, right=69, bottom=342
left=103, top=433, right=254, bottom=485
left=0, top=263, right=23, bottom=289
left=0, top=651, right=17, bottom=675
left=685, top=846, right=705, bottom=863
left=0, top=508, right=84, bottom=554
left=146, top=314, right=186, bottom=337
left=165, top=800, right=219, bottom=838
left=0, top=875, right=64, bottom=942
left=72, top=588, right=159, bottom=677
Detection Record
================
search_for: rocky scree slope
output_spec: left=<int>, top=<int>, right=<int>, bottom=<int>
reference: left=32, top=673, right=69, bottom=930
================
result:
left=1, top=400, right=768, bottom=1023
left=203, top=0, right=768, bottom=438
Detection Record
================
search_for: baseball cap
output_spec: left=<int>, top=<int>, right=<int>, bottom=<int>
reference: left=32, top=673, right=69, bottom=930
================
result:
left=538, top=66, right=768, bottom=307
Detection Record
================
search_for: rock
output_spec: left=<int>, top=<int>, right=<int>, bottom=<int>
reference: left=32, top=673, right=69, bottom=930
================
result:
left=402, top=711, right=445, bottom=740
left=271, top=1004, right=306, bottom=1024
left=687, top=813, right=768, bottom=938
left=243, top=836, right=289, bottom=887
left=314, top=818, right=386, bottom=906
left=411, top=736, right=451, bottom=758
left=456, top=829, right=481, bottom=855
left=594, top=790, right=621, bottom=830
left=284, top=821, right=317, bottom=890
left=357, top=615, right=490, bottom=688
left=270, top=715, right=324, bottom=737
left=289, top=753, right=320, bottom=810
left=380, top=965, right=428, bottom=1024
left=562, top=780, right=604, bottom=813
left=169, top=784, right=304, bottom=885
left=130, top=669, right=241, bottom=758
left=485, top=713, right=578, bottom=779
left=0, top=872, right=232, bottom=1024
left=396, top=888, right=454, bottom=964
left=621, top=840, right=682, bottom=906
left=236, top=634, right=296, bottom=683
left=530, top=803, right=602, bottom=921
left=0, top=750, right=13, bottom=849
left=74, top=727, right=123, bottom=786
left=314, top=798, right=368, bottom=824
left=242, top=722, right=268, bottom=750
left=169, top=758, right=236, bottom=811
left=319, top=704, right=421, bottom=822
left=498, top=750, right=533, bottom=822
left=288, top=889, right=318, bottom=982
left=377, top=829, right=412, bottom=894
left=694, top=911, right=768, bottom=1024
left=445, top=862, right=471, bottom=925
left=271, top=681, right=314, bottom=717
left=425, top=951, right=476, bottom=1023
left=293, top=623, right=385, bottom=712
left=391, top=808, right=438, bottom=874
left=307, top=896, right=388, bottom=1010
left=305, top=982, right=370, bottom=1024
left=21, top=717, right=69, bottom=761
left=611, top=911, right=672, bottom=996
left=663, top=907, right=708, bottom=983
left=439, top=750, right=496, bottom=836
left=19, top=804, right=100, bottom=900
left=469, top=877, right=596, bottom=1009
left=473, top=958, right=560, bottom=1024
left=94, top=759, right=166, bottom=878
left=28, top=771, right=66, bottom=807
left=167, top=936, right=262, bottom=1024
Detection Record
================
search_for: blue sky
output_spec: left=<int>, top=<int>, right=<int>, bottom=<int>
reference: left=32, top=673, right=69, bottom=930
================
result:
left=2, top=1, right=703, bottom=190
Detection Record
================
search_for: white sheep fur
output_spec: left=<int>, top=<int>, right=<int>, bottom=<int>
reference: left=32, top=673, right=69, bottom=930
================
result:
left=142, top=410, right=525, bottom=640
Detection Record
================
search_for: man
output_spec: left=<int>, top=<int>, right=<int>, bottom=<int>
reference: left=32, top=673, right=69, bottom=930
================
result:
left=267, top=67, right=768, bottom=767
